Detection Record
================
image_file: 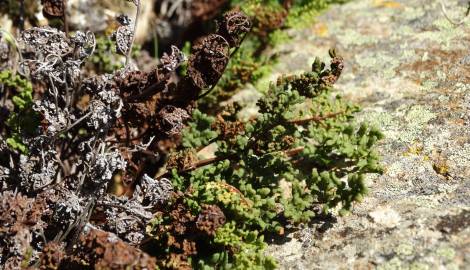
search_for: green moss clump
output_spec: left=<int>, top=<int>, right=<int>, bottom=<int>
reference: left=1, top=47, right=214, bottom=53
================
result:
left=147, top=53, right=383, bottom=268
left=0, top=70, right=38, bottom=154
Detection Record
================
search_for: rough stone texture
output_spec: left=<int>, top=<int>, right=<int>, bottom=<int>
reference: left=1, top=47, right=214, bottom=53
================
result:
left=67, top=0, right=155, bottom=43
left=265, top=0, right=470, bottom=269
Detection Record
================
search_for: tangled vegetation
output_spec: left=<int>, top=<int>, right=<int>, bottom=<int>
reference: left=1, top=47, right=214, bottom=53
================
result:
left=0, top=0, right=380, bottom=269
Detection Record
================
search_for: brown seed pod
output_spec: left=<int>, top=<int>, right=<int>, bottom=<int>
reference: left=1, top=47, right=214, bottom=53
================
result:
left=216, top=10, right=251, bottom=47
left=330, top=56, right=345, bottom=77
left=161, top=45, right=186, bottom=72
left=41, top=0, right=65, bottom=17
left=115, top=26, right=133, bottom=55
left=187, top=34, right=230, bottom=89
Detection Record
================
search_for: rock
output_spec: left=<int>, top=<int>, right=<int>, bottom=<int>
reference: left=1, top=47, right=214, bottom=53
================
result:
left=67, top=0, right=155, bottom=43
left=369, top=206, right=401, bottom=228
left=265, top=0, right=470, bottom=268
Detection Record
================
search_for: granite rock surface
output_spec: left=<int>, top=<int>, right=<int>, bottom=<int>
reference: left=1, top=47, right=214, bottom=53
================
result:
left=264, top=0, right=470, bottom=269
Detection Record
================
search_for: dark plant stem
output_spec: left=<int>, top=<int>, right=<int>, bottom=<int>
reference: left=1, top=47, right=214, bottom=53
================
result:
left=107, top=127, right=150, bottom=144
left=153, top=29, right=159, bottom=58
left=283, top=146, right=305, bottom=157
left=162, top=111, right=346, bottom=177
left=196, top=78, right=220, bottom=100
left=63, top=0, right=69, bottom=35
left=288, top=111, right=345, bottom=125
left=197, top=32, right=250, bottom=100
left=183, top=154, right=234, bottom=172
left=125, top=79, right=165, bottom=102
left=126, top=0, right=141, bottom=66
left=19, top=0, right=25, bottom=30
left=60, top=131, right=78, bottom=160
left=157, top=145, right=306, bottom=179
left=183, top=146, right=305, bottom=173
left=124, top=116, right=131, bottom=146
left=55, top=111, right=92, bottom=139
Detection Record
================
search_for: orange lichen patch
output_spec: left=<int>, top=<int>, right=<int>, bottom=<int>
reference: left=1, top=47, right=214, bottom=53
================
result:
left=372, top=0, right=402, bottom=8
left=438, top=96, right=467, bottom=118
left=398, top=48, right=470, bottom=84
left=449, top=118, right=466, bottom=126
left=403, top=142, right=424, bottom=157
left=312, top=22, right=329, bottom=37
left=431, top=151, right=450, bottom=179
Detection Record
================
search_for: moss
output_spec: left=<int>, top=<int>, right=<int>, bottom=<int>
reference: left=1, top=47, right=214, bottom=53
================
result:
left=420, top=80, right=439, bottom=92
left=435, top=246, right=456, bottom=261
left=355, top=52, right=400, bottom=79
left=0, top=70, right=38, bottom=154
left=409, top=262, right=430, bottom=270
left=391, top=105, right=436, bottom=144
left=267, top=29, right=290, bottom=47
left=405, top=106, right=435, bottom=125
left=337, top=29, right=379, bottom=47
left=378, top=257, right=403, bottom=270
left=394, top=243, right=414, bottom=257
left=449, top=143, right=470, bottom=169
left=415, top=23, right=465, bottom=49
